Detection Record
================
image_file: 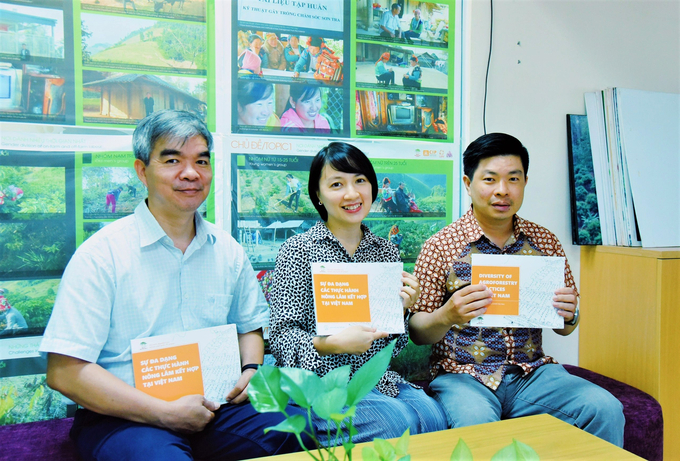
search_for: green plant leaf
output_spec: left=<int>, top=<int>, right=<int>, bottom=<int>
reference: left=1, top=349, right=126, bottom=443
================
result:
left=398, top=456, right=411, bottom=461
left=362, top=446, right=381, bottom=461
left=279, top=367, right=323, bottom=409
left=395, top=428, right=410, bottom=457
left=491, top=444, right=517, bottom=460
left=512, top=439, right=540, bottom=461
left=321, top=365, right=351, bottom=391
left=450, top=438, right=473, bottom=461
left=248, top=365, right=289, bottom=413
left=374, top=438, right=396, bottom=461
left=346, top=339, right=397, bottom=407
left=330, top=405, right=356, bottom=423
left=263, top=414, right=307, bottom=435
left=343, top=441, right=356, bottom=455
left=311, top=387, right=348, bottom=420
left=490, top=439, right=540, bottom=461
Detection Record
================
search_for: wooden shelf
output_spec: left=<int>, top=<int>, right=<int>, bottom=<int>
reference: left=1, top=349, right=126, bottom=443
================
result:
left=579, top=245, right=679, bottom=457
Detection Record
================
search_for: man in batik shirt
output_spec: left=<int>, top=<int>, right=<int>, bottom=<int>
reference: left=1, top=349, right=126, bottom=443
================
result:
left=409, top=133, right=624, bottom=447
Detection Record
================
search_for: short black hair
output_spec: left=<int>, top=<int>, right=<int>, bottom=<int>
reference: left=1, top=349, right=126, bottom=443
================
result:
left=237, top=81, right=273, bottom=108
left=463, top=133, right=529, bottom=179
left=308, top=142, right=378, bottom=221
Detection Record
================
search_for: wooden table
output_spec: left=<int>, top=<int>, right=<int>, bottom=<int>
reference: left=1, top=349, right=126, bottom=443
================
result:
left=260, top=414, right=640, bottom=460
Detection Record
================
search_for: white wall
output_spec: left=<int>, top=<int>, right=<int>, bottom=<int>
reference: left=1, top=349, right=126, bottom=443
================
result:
left=464, top=0, right=680, bottom=364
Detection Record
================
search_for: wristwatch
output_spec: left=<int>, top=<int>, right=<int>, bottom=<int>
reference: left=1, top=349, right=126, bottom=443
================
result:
left=564, top=305, right=580, bottom=326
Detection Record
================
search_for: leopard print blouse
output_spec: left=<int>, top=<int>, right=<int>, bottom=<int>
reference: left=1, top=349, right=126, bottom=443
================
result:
left=269, top=221, right=410, bottom=397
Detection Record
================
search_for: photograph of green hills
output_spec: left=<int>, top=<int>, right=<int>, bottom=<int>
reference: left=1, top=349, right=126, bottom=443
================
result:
left=81, top=13, right=207, bottom=75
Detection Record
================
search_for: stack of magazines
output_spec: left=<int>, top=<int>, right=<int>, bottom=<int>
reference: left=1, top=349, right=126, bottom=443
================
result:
left=584, top=88, right=679, bottom=247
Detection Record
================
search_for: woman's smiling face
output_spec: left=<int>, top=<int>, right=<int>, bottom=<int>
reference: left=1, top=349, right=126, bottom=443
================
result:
left=317, top=164, right=372, bottom=232
left=238, top=94, right=274, bottom=126
left=292, top=89, right=322, bottom=127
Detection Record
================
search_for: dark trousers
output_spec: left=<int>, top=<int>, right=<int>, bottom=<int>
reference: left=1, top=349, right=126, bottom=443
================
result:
left=71, top=403, right=309, bottom=461
left=376, top=71, right=395, bottom=86
left=287, top=190, right=300, bottom=211
left=402, top=76, right=421, bottom=89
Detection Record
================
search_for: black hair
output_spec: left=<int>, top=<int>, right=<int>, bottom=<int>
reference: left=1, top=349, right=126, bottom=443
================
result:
left=391, top=3, right=401, bottom=11
left=308, top=142, right=378, bottom=221
left=284, top=86, right=321, bottom=113
left=248, top=34, right=262, bottom=44
left=463, top=133, right=529, bottom=179
left=236, top=81, right=274, bottom=108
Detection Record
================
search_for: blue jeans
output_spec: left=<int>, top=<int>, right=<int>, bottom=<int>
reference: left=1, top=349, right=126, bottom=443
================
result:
left=430, top=364, right=625, bottom=447
left=301, top=383, right=447, bottom=445
left=71, top=403, right=310, bottom=460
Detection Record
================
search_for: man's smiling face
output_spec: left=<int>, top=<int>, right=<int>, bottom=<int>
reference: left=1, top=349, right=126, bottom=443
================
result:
left=135, top=135, right=212, bottom=217
left=464, top=155, right=527, bottom=227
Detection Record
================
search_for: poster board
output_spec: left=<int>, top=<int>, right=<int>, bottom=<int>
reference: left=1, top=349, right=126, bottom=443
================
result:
left=0, top=0, right=462, bottom=425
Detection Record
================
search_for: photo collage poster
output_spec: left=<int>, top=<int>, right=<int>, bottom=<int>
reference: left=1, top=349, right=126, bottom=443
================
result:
left=0, top=148, right=76, bottom=423
left=1, top=0, right=461, bottom=425
left=231, top=0, right=349, bottom=137
left=1, top=0, right=213, bottom=129
left=353, top=1, right=452, bottom=141
left=228, top=138, right=455, bottom=305
left=229, top=0, right=455, bottom=142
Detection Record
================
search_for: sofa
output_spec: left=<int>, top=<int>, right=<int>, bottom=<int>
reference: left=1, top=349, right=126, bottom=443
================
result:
left=0, top=344, right=663, bottom=460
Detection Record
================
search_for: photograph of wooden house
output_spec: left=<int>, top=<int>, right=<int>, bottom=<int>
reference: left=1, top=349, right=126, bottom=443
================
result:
left=82, top=71, right=206, bottom=125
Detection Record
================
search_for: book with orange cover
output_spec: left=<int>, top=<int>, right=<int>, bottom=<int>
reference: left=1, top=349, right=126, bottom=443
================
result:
left=470, top=254, right=565, bottom=328
left=131, top=324, right=240, bottom=403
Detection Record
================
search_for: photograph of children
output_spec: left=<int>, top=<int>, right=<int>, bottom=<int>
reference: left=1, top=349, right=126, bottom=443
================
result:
left=236, top=31, right=344, bottom=85
left=355, top=90, right=448, bottom=139
left=0, top=373, right=68, bottom=424
left=80, top=0, right=207, bottom=23
left=81, top=13, right=207, bottom=76
left=234, top=217, right=317, bottom=270
left=356, top=42, right=448, bottom=94
left=356, top=1, right=450, bottom=49
left=0, top=61, right=73, bottom=123
left=371, top=173, right=447, bottom=217
left=0, top=220, right=74, bottom=277
left=0, top=3, right=65, bottom=62
left=82, top=166, right=145, bottom=219
left=233, top=81, right=343, bottom=135
left=0, top=165, right=66, bottom=221
left=363, top=219, right=446, bottom=262
left=81, top=70, right=206, bottom=125
left=0, top=278, right=59, bottom=338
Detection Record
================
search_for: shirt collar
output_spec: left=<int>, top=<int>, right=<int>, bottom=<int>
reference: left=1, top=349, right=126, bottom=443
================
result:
left=463, top=205, right=527, bottom=246
left=135, top=200, right=216, bottom=248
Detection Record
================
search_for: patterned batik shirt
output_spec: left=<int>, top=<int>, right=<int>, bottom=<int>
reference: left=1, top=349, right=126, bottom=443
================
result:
left=269, top=221, right=410, bottom=397
left=412, top=207, right=577, bottom=390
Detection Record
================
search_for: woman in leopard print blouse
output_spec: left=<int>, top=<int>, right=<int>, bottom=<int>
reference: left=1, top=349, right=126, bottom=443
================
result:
left=269, top=142, right=446, bottom=445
